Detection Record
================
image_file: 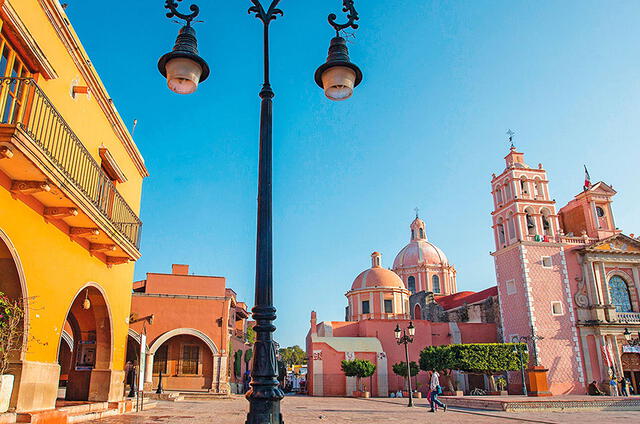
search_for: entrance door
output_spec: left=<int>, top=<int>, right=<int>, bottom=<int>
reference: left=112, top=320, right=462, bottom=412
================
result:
left=621, top=353, right=640, bottom=395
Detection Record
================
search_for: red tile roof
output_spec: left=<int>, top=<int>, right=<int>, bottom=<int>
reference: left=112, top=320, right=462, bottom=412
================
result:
left=435, top=286, right=498, bottom=310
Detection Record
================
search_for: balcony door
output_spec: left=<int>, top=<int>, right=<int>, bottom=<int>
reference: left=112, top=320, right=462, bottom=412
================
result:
left=0, top=34, right=30, bottom=125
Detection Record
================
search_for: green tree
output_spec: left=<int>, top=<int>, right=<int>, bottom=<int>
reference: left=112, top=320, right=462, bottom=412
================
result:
left=278, top=345, right=307, bottom=366
left=419, top=343, right=528, bottom=392
left=392, top=361, right=419, bottom=391
left=0, top=293, right=25, bottom=376
left=341, top=359, right=376, bottom=392
left=246, top=326, right=256, bottom=345
left=234, top=350, right=242, bottom=378
left=244, top=348, right=253, bottom=367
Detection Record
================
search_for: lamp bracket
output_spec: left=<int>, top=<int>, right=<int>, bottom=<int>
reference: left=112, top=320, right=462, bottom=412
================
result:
left=248, top=0, right=283, bottom=25
left=164, top=0, right=200, bottom=25
left=328, top=0, right=359, bottom=35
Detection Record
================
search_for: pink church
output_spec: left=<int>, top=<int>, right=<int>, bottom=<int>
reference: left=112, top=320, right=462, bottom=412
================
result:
left=492, top=147, right=640, bottom=395
left=306, top=145, right=640, bottom=398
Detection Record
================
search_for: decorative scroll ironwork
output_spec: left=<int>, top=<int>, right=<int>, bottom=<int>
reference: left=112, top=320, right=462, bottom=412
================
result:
left=248, top=0, right=283, bottom=25
left=328, top=0, right=359, bottom=34
left=164, top=0, right=200, bottom=25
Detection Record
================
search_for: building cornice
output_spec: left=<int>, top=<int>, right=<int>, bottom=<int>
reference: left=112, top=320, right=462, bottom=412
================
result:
left=36, top=0, right=149, bottom=177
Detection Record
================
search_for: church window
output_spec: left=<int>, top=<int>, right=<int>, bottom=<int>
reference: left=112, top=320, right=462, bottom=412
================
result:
left=534, top=179, right=543, bottom=198
left=608, top=276, right=633, bottom=313
left=504, top=183, right=512, bottom=199
left=432, top=275, right=440, bottom=294
left=497, top=218, right=506, bottom=244
left=407, top=276, right=416, bottom=294
left=411, top=229, right=415, bottom=239
left=551, top=301, right=563, bottom=316
left=496, top=188, right=503, bottom=204
left=362, top=300, right=370, bottom=314
left=541, top=211, right=552, bottom=236
left=419, top=228, right=425, bottom=239
left=596, top=207, right=605, bottom=217
left=520, top=177, right=528, bottom=195
left=542, top=256, right=552, bottom=268
left=525, top=209, right=536, bottom=236
left=153, top=344, right=168, bottom=374
left=384, top=299, right=393, bottom=313
left=507, top=214, right=516, bottom=240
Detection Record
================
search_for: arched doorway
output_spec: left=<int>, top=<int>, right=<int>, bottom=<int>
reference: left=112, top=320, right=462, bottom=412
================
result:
left=57, top=285, right=112, bottom=401
left=413, top=303, right=422, bottom=320
left=622, top=352, right=640, bottom=395
left=149, top=329, right=218, bottom=392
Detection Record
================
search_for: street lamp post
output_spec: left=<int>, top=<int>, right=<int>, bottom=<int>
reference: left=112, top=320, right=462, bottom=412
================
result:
left=394, top=322, right=416, bottom=407
left=623, top=328, right=640, bottom=346
left=511, top=336, right=529, bottom=396
left=157, top=1, right=363, bottom=423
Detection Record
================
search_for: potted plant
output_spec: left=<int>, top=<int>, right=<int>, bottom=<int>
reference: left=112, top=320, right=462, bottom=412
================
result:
left=0, top=294, right=25, bottom=413
left=341, top=359, right=376, bottom=398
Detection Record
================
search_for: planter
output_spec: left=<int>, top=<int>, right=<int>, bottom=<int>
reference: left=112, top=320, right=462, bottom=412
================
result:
left=486, top=391, right=500, bottom=396
left=498, top=391, right=508, bottom=396
left=402, top=391, right=409, bottom=398
left=353, top=390, right=361, bottom=398
left=413, top=392, right=422, bottom=399
left=361, top=391, right=370, bottom=398
left=0, top=374, right=14, bottom=413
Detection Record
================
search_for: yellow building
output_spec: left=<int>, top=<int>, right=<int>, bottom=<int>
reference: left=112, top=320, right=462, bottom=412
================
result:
left=0, top=0, right=147, bottom=412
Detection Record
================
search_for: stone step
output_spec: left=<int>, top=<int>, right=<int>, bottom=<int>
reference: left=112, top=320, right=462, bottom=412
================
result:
left=56, top=402, right=109, bottom=415
left=67, top=409, right=119, bottom=424
left=179, top=393, right=231, bottom=401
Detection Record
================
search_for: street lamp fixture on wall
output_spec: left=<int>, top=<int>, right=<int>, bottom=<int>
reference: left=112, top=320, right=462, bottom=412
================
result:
left=623, top=328, right=640, bottom=346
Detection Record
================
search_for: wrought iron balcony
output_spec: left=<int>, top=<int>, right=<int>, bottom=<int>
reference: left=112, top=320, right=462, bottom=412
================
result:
left=0, top=77, right=141, bottom=262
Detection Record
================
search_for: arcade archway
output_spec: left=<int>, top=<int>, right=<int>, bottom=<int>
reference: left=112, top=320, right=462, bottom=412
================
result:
left=0, top=229, right=27, bottom=357
left=57, top=285, right=112, bottom=401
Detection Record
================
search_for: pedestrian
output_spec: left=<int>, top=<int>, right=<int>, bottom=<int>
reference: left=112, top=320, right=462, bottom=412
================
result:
left=609, top=377, right=618, bottom=396
left=587, top=380, right=604, bottom=396
left=619, top=377, right=628, bottom=397
left=429, top=371, right=447, bottom=413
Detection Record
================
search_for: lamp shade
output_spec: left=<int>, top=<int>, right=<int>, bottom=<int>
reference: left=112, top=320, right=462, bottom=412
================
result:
left=158, top=25, right=210, bottom=95
left=315, top=36, right=362, bottom=101
left=408, top=321, right=415, bottom=337
left=394, top=324, right=401, bottom=339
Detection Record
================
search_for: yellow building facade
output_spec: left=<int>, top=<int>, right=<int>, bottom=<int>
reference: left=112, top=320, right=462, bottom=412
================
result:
left=0, top=0, right=147, bottom=412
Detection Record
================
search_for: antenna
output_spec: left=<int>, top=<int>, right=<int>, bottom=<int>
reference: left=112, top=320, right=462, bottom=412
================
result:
left=132, top=119, right=138, bottom=136
left=506, top=129, right=515, bottom=149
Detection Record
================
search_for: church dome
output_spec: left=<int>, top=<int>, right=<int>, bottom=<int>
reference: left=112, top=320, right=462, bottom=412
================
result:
left=393, top=216, right=449, bottom=268
left=350, top=252, right=405, bottom=291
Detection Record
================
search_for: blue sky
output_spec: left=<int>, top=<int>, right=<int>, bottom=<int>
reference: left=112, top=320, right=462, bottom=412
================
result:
left=67, top=1, right=640, bottom=348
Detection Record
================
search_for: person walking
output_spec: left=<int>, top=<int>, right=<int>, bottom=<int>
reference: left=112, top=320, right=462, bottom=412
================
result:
left=619, top=377, right=629, bottom=397
left=429, top=371, right=447, bottom=413
left=609, top=377, right=618, bottom=396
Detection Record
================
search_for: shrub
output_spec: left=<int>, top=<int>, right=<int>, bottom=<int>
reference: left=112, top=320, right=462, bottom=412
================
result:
left=341, top=359, right=376, bottom=392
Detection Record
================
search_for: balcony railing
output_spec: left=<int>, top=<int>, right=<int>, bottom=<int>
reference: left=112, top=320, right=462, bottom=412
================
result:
left=0, top=78, right=141, bottom=249
left=618, top=312, right=640, bottom=324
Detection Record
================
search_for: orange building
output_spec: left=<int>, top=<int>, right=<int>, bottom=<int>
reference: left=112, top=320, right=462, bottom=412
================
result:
left=128, top=264, right=251, bottom=394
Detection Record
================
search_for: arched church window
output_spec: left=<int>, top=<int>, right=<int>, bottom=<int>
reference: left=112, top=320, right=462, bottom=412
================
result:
left=496, top=188, right=503, bottom=204
left=497, top=218, right=506, bottom=244
left=504, top=183, right=512, bottom=199
left=520, top=176, right=528, bottom=195
left=408, top=276, right=416, bottom=294
left=525, top=209, right=536, bottom=236
left=534, top=179, right=543, bottom=198
left=411, top=229, right=415, bottom=239
left=507, top=213, right=516, bottom=239
left=432, top=275, right=440, bottom=294
left=609, top=276, right=633, bottom=312
left=419, top=228, right=425, bottom=239
left=542, top=212, right=552, bottom=236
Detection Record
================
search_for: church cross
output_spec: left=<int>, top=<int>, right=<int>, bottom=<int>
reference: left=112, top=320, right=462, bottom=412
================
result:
left=414, top=207, right=419, bottom=218
left=506, top=129, right=515, bottom=149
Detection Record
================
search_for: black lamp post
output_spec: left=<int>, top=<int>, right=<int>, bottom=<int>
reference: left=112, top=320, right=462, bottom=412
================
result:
left=158, top=1, right=363, bottom=423
left=511, top=335, right=529, bottom=396
left=394, top=321, right=415, bottom=407
left=623, top=328, right=640, bottom=346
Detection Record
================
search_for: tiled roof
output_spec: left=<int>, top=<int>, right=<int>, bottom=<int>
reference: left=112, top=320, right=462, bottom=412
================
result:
left=435, top=286, right=498, bottom=310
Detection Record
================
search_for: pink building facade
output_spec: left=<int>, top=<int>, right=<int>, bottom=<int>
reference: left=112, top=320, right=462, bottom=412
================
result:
left=492, top=148, right=640, bottom=395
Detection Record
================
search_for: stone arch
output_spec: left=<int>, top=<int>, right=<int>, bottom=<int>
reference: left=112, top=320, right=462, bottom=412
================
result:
left=413, top=303, right=422, bottom=320
left=0, top=228, right=28, bottom=360
left=61, top=330, right=73, bottom=351
left=149, top=328, right=219, bottom=355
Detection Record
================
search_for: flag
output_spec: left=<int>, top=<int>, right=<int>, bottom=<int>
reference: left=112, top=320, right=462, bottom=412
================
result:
left=583, top=165, right=591, bottom=191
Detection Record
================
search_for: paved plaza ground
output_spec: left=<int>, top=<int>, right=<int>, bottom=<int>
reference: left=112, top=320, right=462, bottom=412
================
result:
left=84, top=395, right=640, bottom=424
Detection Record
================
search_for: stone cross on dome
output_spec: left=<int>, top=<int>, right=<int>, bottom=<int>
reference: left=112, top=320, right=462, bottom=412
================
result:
left=414, top=207, right=419, bottom=218
left=506, top=129, right=515, bottom=149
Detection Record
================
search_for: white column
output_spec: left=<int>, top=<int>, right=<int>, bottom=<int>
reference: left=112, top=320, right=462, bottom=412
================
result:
left=417, top=271, right=423, bottom=292
left=610, top=335, right=624, bottom=378
left=598, top=262, right=611, bottom=304
left=595, top=335, right=607, bottom=381
left=145, top=353, right=154, bottom=383
left=580, top=333, right=593, bottom=383
left=632, top=266, right=640, bottom=309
